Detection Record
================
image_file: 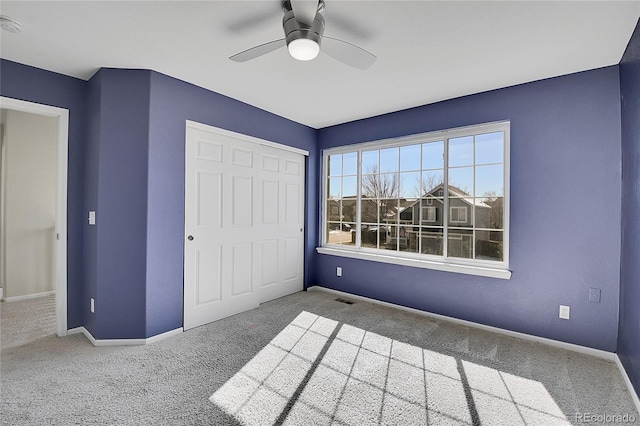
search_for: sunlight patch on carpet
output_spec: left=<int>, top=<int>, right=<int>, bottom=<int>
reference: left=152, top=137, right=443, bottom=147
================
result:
left=210, top=311, right=570, bottom=425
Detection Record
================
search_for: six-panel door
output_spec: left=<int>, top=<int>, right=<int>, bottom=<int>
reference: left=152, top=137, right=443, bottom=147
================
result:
left=184, top=123, right=305, bottom=330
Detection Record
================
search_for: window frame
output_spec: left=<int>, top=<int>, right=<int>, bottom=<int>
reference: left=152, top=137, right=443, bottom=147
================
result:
left=318, top=121, right=511, bottom=279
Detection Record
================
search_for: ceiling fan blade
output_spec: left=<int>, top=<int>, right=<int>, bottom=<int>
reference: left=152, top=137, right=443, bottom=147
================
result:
left=229, top=39, right=286, bottom=62
left=322, top=37, right=376, bottom=70
left=290, top=0, right=319, bottom=25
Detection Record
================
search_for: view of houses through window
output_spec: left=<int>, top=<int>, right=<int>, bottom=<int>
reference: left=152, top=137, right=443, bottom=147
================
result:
left=324, top=122, right=508, bottom=265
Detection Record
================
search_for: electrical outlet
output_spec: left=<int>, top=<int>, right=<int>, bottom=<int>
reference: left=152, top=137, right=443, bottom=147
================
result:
left=336, top=267, right=342, bottom=277
left=91, top=298, right=95, bottom=313
left=588, top=288, right=601, bottom=303
left=559, top=305, right=570, bottom=320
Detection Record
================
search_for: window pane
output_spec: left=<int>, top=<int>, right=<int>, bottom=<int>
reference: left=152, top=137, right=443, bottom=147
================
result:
left=404, top=226, right=419, bottom=253
left=475, top=132, right=503, bottom=165
left=379, top=199, right=398, bottom=224
left=361, top=199, right=379, bottom=223
left=476, top=230, right=503, bottom=261
left=399, top=199, right=416, bottom=224
left=341, top=199, right=356, bottom=223
left=362, top=150, right=379, bottom=174
left=361, top=173, right=379, bottom=198
left=328, top=154, right=342, bottom=176
left=422, top=170, right=444, bottom=196
left=343, top=152, right=358, bottom=176
left=422, top=141, right=444, bottom=170
left=326, top=222, right=341, bottom=244
left=383, top=226, right=400, bottom=251
left=342, top=223, right=356, bottom=246
left=400, top=144, right=421, bottom=171
left=421, top=227, right=443, bottom=255
left=448, top=229, right=473, bottom=259
left=421, top=205, right=438, bottom=223
left=449, top=136, right=473, bottom=167
left=475, top=164, right=503, bottom=197
left=327, top=200, right=340, bottom=221
left=362, top=173, right=398, bottom=198
left=343, top=176, right=357, bottom=198
left=380, top=173, right=399, bottom=198
left=448, top=167, right=473, bottom=196
left=361, top=225, right=379, bottom=249
left=477, top=196, right=504, bottom=229
left=328, top=177, right=341, bottom=198
left=380, top=147, right=399, bottom=173
left=327, top=222, right=354, bottom=245
left=400, top=172, right=421, bottom=198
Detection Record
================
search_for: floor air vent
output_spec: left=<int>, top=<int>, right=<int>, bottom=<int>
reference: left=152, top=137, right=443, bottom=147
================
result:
left=335, top=298, right=354, bottom=305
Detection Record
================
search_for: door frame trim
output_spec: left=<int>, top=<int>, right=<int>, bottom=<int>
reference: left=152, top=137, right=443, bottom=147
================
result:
left=0, top=97, right=69, bottom=337
left=186, top=121, right=309, bottom=157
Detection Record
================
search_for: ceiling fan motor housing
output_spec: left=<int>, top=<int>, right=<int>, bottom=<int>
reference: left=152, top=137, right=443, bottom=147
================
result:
left=283, top=4, right=325, bottom=48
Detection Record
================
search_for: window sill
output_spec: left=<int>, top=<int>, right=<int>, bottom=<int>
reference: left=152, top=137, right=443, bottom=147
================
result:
left=316, top=247, right=512, bottom=280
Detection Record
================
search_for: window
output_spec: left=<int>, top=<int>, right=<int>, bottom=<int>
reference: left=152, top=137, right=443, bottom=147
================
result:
left=320, top=121, right=510, bottom=278
left=450, top=207, right=467, bottom=223
left=422, top=206, right=436, bottom=222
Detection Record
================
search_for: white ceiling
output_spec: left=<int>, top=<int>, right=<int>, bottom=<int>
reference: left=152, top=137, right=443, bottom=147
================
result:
left=1, top=1, right=639, bottom=129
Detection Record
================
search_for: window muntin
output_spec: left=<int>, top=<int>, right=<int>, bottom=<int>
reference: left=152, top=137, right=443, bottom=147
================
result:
left=322, top=122, right=509, bottom=269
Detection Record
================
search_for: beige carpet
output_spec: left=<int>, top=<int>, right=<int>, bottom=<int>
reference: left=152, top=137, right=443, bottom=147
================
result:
left=1, top=290, right=638, bottom=425
left=0, top=294, right=56, bottom=350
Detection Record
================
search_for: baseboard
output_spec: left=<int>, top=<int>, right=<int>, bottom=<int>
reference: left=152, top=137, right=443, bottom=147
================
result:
left=615, top=355, right=640, bottom=415
left=67, top=326, right=183, bottom=347
left=307, top=285, right=616, bottom=361
left=4, top=290, right=54, bottom=302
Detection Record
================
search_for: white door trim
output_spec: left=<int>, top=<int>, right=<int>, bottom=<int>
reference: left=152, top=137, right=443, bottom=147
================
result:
left=0, top=96, right=69, bottom=337
left=185, top=120, right=309, bottom=157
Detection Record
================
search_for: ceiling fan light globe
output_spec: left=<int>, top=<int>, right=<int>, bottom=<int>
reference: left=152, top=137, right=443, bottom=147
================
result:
left=288, top=38, right=320, bottom=61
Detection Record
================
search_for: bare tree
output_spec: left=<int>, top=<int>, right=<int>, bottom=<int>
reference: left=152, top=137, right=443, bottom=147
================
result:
left=362, top=165, right=399, bottom=198
left=361, top=165, right=399, bottom=224
left=419, top=173, right=444, bottom=196
left=481, top=191, right=503, bottom=229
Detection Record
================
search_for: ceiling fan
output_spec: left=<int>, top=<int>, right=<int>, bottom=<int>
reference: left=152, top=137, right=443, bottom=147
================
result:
left=229, top=0, right=376, bottom=70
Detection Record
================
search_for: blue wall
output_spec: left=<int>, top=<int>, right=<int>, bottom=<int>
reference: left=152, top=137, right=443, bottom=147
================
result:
left=89, top=69, right=151, bottom=339
left=83, top=70, right=101, bottom=335
left=317, top=66, right=622, bottom=351
left=619, top=19, right=640, bottom=396
left=0, top=59, right=87, bottom=329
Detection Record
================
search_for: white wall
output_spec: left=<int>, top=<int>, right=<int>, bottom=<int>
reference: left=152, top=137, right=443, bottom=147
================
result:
left=1, top=109, right=57, bottom=299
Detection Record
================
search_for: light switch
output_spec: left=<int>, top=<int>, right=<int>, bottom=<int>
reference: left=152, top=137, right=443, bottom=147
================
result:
left=88, top=211, right=96, bottom=225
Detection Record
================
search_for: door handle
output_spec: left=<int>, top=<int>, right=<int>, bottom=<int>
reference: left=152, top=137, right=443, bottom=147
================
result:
left=187, top=235, right=194, bottom=241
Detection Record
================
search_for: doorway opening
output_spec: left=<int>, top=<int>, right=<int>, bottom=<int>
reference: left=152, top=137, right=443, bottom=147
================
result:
left=0, top=97, right=69, bottom=337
